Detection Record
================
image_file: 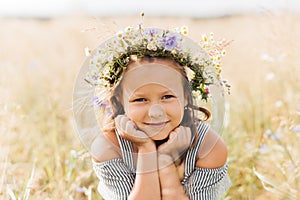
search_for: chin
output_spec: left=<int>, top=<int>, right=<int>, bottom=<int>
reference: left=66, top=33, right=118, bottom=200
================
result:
left=148, top=130, right=170, bottom=141
left=145, top=124, right=179, bottom=140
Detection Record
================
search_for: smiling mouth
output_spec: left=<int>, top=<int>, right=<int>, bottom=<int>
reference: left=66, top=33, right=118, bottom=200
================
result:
left=144, top=121, right=169, bottom=128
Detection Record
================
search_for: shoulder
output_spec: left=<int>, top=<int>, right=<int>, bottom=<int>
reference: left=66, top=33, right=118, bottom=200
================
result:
left=91, top=130, right=121, bottom=163
left=195, top=128, right=228, bottom=169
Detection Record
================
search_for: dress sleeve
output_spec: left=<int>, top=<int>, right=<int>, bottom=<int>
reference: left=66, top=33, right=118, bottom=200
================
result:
left=93, top=158, right=135, bottom=200
left=183, top=163, right=231, bottom=200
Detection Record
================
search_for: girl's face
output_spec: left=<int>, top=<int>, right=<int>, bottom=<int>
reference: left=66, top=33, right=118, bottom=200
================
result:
left=121, top=61, right=187, bottom=140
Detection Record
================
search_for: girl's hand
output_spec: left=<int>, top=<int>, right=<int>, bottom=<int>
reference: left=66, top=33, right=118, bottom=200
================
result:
left=115, top=115, right=153, bottom=147
left=157, top=126, right=192, bottom=161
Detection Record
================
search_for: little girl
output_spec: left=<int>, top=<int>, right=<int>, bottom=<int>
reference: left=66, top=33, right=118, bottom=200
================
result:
left=74, top=25, right=231, bottom=199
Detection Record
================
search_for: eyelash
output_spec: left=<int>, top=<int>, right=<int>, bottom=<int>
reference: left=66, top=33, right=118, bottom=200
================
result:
left=132, top=98, right=147, bottom=102
left=132, top=95, right=175, bottom=102
left=162, top=95, right=175, bottom=100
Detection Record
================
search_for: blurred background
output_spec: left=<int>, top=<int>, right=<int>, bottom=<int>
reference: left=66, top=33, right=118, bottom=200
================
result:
left=0, top=0, right=299, bottom=199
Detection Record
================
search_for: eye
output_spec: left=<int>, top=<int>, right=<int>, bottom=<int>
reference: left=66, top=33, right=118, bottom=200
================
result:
left=162, top=95, right=175, bottom=100
left=132, top=98, right=147, bottom=102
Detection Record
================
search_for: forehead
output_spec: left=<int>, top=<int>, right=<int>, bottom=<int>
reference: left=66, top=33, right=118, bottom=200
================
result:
left=122, top=62, right=184, bottom=93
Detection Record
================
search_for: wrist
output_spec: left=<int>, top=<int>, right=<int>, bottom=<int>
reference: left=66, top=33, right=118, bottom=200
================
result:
left=158, top=154, right=173, bottom=168
left=136, top=143, right=158, bottom=174
left=138, top=141, right=156, bottom=153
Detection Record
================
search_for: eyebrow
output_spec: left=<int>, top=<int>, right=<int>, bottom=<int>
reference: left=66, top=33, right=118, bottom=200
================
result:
left=130, top=89, right=175, bottom=98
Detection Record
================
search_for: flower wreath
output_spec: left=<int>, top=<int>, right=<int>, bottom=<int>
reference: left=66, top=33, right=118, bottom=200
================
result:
left=84, top=24, right=230, bottom=102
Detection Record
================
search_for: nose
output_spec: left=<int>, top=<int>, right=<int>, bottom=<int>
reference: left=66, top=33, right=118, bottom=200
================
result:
left=148, top=104, right=165, bottom=119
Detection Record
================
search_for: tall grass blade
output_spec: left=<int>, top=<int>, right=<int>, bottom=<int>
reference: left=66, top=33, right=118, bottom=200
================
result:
left=23, top=162, right=36, bottom=200
left=6, top=185, right=17, bottom=200
left=253, top=168, right=296, bottom=200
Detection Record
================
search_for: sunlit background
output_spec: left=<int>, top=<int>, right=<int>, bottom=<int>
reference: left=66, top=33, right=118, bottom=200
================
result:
left=0, top=0, right=300, bottom=199
left=1, top=0, right=300, bottom=18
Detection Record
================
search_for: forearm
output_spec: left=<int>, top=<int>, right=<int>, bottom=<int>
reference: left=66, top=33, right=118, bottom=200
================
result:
left=128, top=146, right=161, bottom=200
left=158, top=154, right=188, bottom=200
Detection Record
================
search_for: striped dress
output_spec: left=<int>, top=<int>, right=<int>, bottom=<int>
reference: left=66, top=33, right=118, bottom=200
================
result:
left=93, top=122, right=231, bottom=200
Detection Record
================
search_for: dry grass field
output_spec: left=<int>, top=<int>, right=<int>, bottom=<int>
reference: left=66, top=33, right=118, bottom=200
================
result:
left=0, top=12, right=299, bottom=199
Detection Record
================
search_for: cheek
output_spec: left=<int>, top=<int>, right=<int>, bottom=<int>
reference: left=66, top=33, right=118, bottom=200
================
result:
left=126, top=105, right=146, bottom=122
left=165, top=101, right=184, bottom=118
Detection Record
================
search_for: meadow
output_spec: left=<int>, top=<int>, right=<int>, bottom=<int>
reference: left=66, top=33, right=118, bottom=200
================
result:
left=0, top=12, right=299, bottom=199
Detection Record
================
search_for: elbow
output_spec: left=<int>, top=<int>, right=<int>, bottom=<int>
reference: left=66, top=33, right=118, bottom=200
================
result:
left=197, top=138, right=228, bottom=169
left=90, top=137, right=103, bottom=162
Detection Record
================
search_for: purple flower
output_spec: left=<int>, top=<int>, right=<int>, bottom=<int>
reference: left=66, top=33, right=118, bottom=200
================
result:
left=263, top=129, right=272, bottom=138
left=92, top=75, right=98, bottom=81
left=293, top=125, right=300, bottom=133
left=76, top=186, right=87, bottom=193
left=162, top=35, right=178, bottom=50
left=271, top=131, right=282, bottom=140
left=259, top=144, right=268, bottom=154
left=93, top=97, right=108, bottom=108
left=263, top=129, right=281, bottom=140
left=147, top=29, right=156, bottom=37
left=66, top=161, right=76, bottom=169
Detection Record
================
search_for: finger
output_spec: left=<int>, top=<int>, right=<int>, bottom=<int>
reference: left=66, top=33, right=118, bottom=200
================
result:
left=115, top=115, right=129, bottom=136
left=158, top=131, right=176, bottom=154
left=171, top=125, right=183, bottom=139
left=173, top=126, right=190, bottom=150
left=126, top=120, right=149, bottom=142
left=119, top=116, right=131, bottom=134
left=120, top=115, right=130, bottom=128
left=121, top=129, right=149, bottom=143
left=115, top=115, right=128, bottom=126
left=174, top=126, right=184, bottom=142
left=125, top=120, right=135, bottom=133
left=169, top=130, right=177, bottom=140
left=134, top=130, right=150, bottom=143
left=184, top=126, right=192, bottom=147
left=177, top=126, right=190, bottom=138
left=177, top=126, right=191, bottom=146
left=114, top=115, right=123, bottom=132
left=119, top=119, right=149, bottom=143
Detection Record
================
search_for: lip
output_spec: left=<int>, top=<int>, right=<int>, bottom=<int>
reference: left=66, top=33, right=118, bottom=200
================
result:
left=144, top=121, right=169, bottom=128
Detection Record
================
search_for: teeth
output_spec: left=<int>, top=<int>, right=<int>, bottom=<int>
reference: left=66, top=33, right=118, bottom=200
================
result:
left=146, top=122, right=167, bottom=125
